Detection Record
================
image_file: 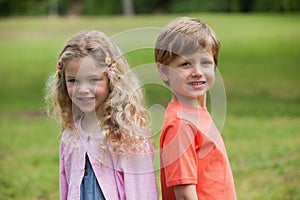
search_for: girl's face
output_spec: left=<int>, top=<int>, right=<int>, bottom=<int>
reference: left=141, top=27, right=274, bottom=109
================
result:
left=65, top=56, right=110, bottom=115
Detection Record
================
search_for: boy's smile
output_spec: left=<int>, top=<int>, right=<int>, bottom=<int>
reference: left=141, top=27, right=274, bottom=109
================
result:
left=159, top=49, right=215, bottom=107
left=188, top=80, right=206, bottom=89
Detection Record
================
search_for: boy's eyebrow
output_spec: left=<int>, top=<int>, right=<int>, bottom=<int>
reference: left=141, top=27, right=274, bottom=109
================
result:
left=200, top=57, right=213, bottom=61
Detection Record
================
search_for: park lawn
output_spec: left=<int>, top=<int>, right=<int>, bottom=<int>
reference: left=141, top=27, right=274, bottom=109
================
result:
left=0, top=14, right=299, bottom=199
left=0, top=114, right=299, bottom=200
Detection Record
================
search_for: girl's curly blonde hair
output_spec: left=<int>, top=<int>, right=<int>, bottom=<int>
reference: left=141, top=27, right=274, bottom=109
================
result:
left=45, top=30, right=150, bottom=155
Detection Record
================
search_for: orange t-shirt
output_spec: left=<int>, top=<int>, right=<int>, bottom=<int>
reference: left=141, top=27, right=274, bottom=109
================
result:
left=160, top=102, right=237, bottom=200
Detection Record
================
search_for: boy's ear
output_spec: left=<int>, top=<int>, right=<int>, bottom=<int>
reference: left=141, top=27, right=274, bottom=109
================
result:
left=157, top=62, right=169, bottom=82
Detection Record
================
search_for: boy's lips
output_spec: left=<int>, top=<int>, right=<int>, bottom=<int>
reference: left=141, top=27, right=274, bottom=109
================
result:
left=188, top=81, right=206, bottom=86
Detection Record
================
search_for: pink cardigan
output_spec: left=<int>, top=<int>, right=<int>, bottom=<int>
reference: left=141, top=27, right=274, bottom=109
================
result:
left=59, top=119, right=158, bottom=200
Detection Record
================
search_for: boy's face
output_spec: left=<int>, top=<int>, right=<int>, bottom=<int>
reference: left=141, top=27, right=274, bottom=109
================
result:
left=158, top=49, right=215, bottom=104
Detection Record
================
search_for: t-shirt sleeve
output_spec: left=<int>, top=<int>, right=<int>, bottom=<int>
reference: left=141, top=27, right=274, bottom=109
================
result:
left=161, top=119, right=200, bottom=187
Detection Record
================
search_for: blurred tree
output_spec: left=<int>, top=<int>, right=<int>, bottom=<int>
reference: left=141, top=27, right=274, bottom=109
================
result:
left=169, top=0, right=229, bottom=13
left=134, top=0, right=159, bottom=13
left=227, top=0, right=240, bottom=12
left=122, top=0, right=134, bottom=15
left=83, top=0, right=121, bottom=15
left=238, top=0, right=253, bottom=12
left=55, top=0, right=69, bottom=15
left=0, top=0, right=11, bottom=16
left=252, top=0, right=300, bottom=12
left=0, top=0, right=299, bottom=16
left=153, top=0, right=171, bottom=13
left=68, top=0, right=83, bottom=15
left=49, top=0, right=59, bottom=15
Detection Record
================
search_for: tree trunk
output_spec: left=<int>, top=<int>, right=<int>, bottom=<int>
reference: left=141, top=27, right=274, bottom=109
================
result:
left=122, top=0, right=134, bottom=16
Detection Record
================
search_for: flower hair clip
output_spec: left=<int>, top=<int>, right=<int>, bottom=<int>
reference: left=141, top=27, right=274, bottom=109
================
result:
left=56, top=61, right=62, bottom=79
left=105, top=53, right=117, bottom=72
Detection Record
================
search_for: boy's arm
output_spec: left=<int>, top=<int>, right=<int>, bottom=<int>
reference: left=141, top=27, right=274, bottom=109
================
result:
left=161, top=121, right=200, bottom=199
left=174, top=184, right=198, bottom=200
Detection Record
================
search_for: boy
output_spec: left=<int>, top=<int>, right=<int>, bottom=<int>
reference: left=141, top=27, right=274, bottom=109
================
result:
left=155, top=17, right=237, bottom=199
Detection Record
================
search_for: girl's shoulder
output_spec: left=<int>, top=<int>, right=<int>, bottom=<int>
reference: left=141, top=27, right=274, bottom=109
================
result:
left=60, top=126, right=78, bottom=144
left=62, top=117, right=82, bottom=138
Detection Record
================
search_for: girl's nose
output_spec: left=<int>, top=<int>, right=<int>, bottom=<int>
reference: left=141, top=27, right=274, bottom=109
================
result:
left=78, top=83, right=91, bottom=94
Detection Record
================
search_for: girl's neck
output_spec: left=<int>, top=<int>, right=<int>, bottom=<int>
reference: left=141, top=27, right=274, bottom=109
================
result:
left=81, top=113, right=101, bottom=133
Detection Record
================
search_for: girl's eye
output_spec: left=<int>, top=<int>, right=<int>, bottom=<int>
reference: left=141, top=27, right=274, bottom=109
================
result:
left=67, top=79, right=77, bottom=83
left=90, top=78, right=101, bottom=83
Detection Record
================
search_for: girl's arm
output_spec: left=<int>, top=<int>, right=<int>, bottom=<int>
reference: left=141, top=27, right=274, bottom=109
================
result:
left=59, top=141, right=68, bottom=200
left=115, top=143, right=158, bottom=200
left=174, top=184, right=198, bottom=200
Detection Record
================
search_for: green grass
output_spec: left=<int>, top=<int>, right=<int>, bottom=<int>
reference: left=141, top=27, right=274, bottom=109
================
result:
left=224, top=117, right=300, bottom=199
left=0, top=14, right=299, bottom=199
left=0, top=117, right=60, bottom=200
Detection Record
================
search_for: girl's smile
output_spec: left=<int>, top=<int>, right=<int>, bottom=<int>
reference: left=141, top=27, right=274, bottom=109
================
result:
left=76, top=96, right=95, bottom=104
left=65, top=56, right=110, bottom=114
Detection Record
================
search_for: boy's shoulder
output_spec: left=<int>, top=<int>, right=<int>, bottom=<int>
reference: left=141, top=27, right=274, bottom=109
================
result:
left=162, top=102, right=213, bottom=137
left=164, top=102, right=211, bottom=128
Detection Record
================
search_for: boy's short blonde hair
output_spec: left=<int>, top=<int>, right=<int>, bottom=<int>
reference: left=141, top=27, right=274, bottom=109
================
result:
left=155, top=17, right=221, bottom=67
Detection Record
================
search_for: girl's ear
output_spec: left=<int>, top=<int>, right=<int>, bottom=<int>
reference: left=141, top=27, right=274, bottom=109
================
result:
left=157, top=62, right=169, bottom=82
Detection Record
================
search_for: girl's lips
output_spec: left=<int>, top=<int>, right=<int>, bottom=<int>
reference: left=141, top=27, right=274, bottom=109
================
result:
left=77, top=97, right=95, bottom=103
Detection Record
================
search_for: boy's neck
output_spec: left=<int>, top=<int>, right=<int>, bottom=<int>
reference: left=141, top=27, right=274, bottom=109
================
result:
left=171, top=93, right=206, bottom=108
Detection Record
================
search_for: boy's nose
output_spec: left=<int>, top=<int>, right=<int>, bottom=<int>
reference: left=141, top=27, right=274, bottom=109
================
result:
left=192, top=65, right=204, bottom=76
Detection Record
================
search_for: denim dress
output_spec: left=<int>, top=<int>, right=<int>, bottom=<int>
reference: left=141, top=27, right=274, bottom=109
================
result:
left=80, top=155, right=106, bottom=200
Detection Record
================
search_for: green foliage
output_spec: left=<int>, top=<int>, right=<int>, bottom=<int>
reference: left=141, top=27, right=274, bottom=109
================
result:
left=169, top=0, right=230, bottom=13
left=83, top=0, right=122, bottom=15
left=57, top=0, right=72, bottom=15
left=1, top=0, right=300, bottom=16
left=252, top=0, right=300, bottom=12
left=0, top=0, right=50, bottom=16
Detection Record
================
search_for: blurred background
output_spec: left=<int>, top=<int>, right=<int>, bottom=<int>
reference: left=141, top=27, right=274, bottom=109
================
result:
left=0, top=0, right=300, bottom=16
left=0, top=0, right=299, bottom=200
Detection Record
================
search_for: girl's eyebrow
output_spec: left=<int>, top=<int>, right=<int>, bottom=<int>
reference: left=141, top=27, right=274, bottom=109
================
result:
left=65, top=75, right=76, bottom=78
left=89, top=74, right=103, bottom=77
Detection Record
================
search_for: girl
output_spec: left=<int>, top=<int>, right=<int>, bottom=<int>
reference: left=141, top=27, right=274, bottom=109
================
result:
left=45, top=30, right=158, bottom=200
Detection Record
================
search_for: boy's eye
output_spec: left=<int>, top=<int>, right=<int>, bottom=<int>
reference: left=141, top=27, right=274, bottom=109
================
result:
left=201, top=60, right=213, bottom=66
left=180, top=62, right=192, bottom=67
